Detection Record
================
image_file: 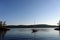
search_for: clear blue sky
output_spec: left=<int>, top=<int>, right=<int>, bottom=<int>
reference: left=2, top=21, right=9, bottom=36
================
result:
left=0, top=0, right=60, bottom=25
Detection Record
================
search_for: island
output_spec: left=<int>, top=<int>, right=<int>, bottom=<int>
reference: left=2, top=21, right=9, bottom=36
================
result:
left=6, top=24, right=57, bottom=28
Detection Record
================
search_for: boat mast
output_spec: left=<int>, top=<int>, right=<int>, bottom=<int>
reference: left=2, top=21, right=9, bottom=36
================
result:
left=0, top=21, right=2, bottom=27
left=58, top=20, right=60, bottom=29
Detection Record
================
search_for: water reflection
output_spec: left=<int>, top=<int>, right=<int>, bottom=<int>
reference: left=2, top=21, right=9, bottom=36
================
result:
left=0, top=28, right=60, bottom=40
left=0, top=31, right=7, bottom=40
left=59, top=31, right=60, bottom=37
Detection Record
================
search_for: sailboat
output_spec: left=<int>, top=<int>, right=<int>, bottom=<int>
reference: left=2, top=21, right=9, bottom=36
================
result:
left=32, top=19, right=38, bottom=33
left=0, top=21, right=10, bottom=31
left=32, top=29, right=38, bottom=33
left=54, top=20, right=60, bottom=30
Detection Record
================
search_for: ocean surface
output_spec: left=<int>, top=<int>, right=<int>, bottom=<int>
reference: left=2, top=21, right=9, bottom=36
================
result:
left=0, top=28, right=60, bottom=40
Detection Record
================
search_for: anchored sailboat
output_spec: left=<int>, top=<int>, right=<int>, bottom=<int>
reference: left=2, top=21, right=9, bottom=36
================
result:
left=32, top=19, right=38, bottom=33
left=0, top=21, right=10, bottom=31
left=55, top=20, right=60, bottom=30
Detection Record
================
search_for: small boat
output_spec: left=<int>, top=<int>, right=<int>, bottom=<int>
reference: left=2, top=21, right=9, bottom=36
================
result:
left=32, top=29, right=38, bottom=33
left=54, top=28, right=60, bottom=30
left=0, top=21, right=10, bottom=31
left=0, top=27, right=10, bottom=31
left=55, top=20, right=60, bottom=30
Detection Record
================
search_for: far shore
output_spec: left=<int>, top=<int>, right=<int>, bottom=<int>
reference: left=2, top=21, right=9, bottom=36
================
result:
left=6, top=24, right=58, bottom=28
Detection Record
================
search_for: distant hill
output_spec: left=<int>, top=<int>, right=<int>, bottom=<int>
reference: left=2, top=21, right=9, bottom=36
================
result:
left=6, top=24, right=58, bottom=28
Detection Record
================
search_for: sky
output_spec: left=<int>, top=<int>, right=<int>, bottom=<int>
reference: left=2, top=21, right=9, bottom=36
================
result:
left=0, top=0, right=60, bottom=25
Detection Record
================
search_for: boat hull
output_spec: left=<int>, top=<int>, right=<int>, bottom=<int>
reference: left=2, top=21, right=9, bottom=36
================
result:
left=0, top=27, right=10, bottom=31
left=54, top=28, right=60, bottom=30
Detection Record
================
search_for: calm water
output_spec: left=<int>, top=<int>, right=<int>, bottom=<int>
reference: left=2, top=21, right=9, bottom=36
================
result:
left=0, top=28, right=60, bottom=40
